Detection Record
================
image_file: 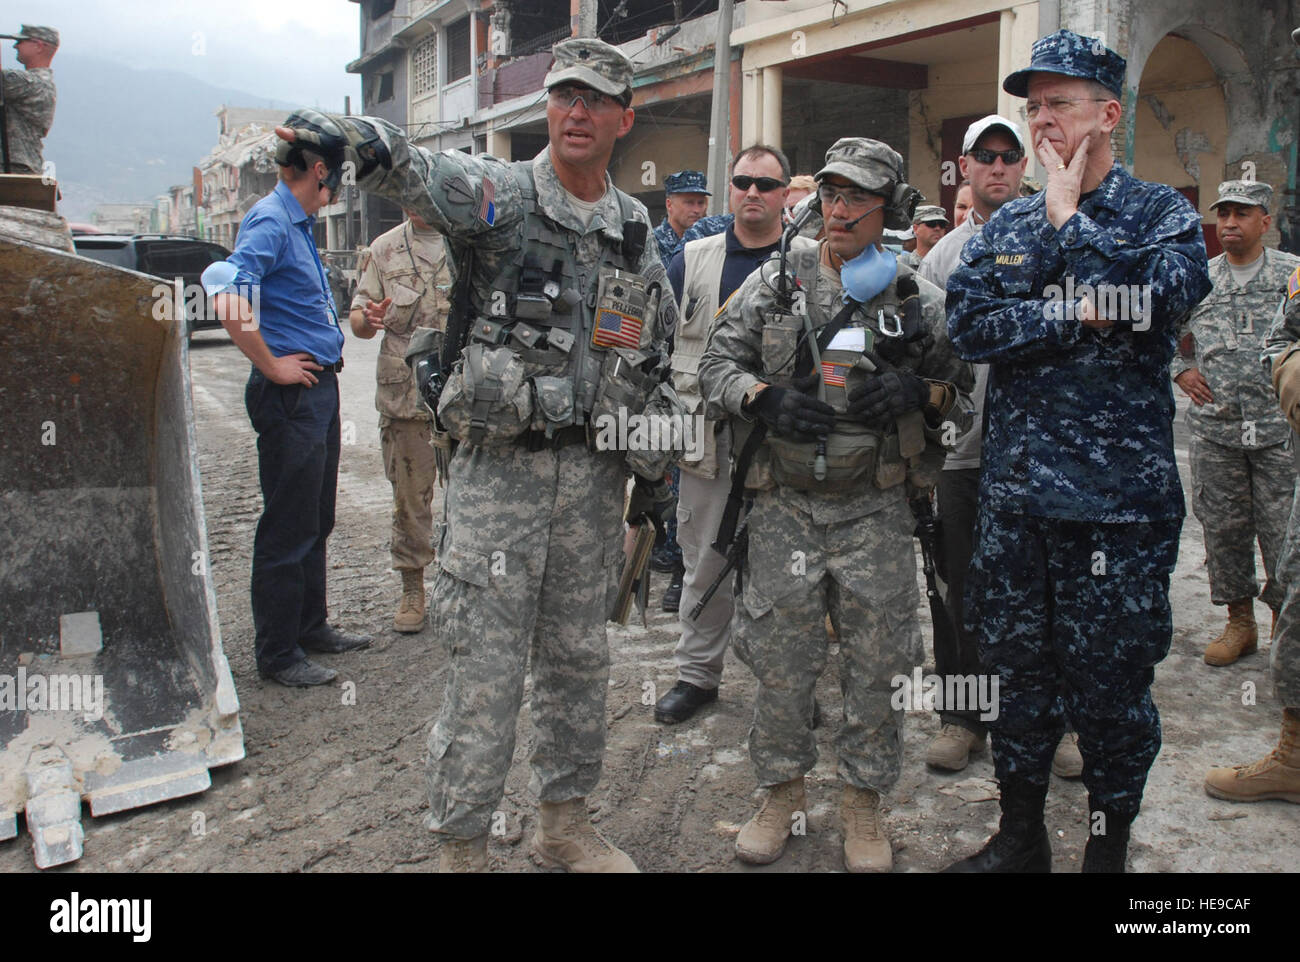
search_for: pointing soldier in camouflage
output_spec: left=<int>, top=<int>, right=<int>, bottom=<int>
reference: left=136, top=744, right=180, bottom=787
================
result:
left=1173, top=180, right=1300, bottom=667
left=1, top=25, right=58, bottom=175
left=349, top=211, right=454, bottom=633
left=1208, top=253, right=1300, bottom=805
left=699, top=137, right=972, bottom=872
left=276, top=37, right=681, bottom=872
left=944, top=30, right=1211, bottom=873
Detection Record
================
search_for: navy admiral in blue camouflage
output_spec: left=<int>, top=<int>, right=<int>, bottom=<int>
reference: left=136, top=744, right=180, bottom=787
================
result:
left=654, top=169, right=728, bottom=268
left=944, top=28, right=1211, bottom=873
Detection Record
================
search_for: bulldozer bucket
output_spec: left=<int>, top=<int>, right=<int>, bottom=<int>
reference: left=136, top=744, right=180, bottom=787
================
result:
left=0, top=208, right=244, bottom=868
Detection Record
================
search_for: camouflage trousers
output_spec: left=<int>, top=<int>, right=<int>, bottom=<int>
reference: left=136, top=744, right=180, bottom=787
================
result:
left=966, top=509, right=1181, bottom=818
left=1266, top=474, right=1300, bottom=707
left=1189, top=435, right=1295, bottom=610
left=424, top=442, right=625, bottom=839
left=380, top=416, right=437, bottom=572
left=734, top=488, right=920, bottom=793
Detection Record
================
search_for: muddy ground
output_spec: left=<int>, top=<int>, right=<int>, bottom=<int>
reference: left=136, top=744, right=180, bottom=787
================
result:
left=3, top=328, right=1296, bottom=874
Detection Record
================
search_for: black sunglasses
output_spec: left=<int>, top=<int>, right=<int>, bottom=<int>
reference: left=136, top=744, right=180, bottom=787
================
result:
left=968, top=147, right=1025, bottom=165
left=731, top=175, right=786, bottom=193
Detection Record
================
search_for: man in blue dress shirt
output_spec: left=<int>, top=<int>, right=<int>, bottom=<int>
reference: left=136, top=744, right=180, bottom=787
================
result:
left=209, top=123, right=371, bottom=687
left=943, top=30, right=1211, bottom=872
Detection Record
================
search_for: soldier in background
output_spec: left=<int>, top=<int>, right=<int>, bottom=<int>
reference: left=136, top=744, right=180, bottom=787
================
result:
left=1173, top=180, right=1299, bottom=667
left=1209, top=253, right=1300, bottom=805
left=953, top=181, right=974, bottom=227
left=349, top=210, right=453, bottom=633
left=653, top=169, right=728, bottom=268
left=898, top=205, right=948, bottom=269
left=2, top=25, right=57, bottom=175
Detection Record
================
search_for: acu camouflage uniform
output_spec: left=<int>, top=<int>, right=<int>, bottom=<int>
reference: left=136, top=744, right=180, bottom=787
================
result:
left=1259, top=276, right=1300, bottom=707
left=947, top=160, right=1212, bottom=817
left=348, top=122, right=677, bottom=839
left=1174, top=238, right=1300, bottom=613
left=350, top=221, right=453, bottom=573
left=1, top=65, right=55, bottom=175
left=700, top=249, right=972, bottom=793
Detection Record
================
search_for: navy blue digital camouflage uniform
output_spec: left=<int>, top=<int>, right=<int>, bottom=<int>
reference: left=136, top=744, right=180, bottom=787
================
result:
left=947, top=161, right=1211, bottom=817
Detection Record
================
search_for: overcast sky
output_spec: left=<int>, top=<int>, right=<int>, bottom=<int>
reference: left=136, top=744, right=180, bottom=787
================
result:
left=8, top=0, right=362, bottom=108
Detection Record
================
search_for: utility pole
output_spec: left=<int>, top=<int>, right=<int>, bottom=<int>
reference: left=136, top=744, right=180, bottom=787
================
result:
left=578, top=0, right=599, bottom=38
left=705, top=0, right=734, bottom=215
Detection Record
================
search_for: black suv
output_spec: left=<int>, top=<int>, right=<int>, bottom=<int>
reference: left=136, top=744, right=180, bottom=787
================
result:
left=73, top=234, right=232, bottom=337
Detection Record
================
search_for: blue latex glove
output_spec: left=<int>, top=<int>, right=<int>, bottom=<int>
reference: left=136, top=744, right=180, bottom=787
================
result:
left=840, top=244, right=897, bottom=305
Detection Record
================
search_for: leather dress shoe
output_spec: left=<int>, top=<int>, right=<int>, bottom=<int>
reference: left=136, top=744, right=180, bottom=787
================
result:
left=262, top=659, right=338, bottom=687
left=654, top=681, right=718, bottom=724
left=302, top=625, right=372, bottom=654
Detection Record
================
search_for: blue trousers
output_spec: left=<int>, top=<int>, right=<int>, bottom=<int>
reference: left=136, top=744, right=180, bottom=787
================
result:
left=245, top=367, right=340, bottom=673
left=965, top=509, right=1181, bottom=817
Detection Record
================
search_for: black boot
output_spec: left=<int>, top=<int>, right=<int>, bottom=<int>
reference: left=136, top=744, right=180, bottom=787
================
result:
left=943, top=777, right=1051, bottom=873
left=661, top=563, right=684, bottom=613
left=1082, top=798, right=1133, bottom=873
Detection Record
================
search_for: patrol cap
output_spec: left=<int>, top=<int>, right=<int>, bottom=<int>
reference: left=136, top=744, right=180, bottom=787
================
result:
left=962, top=114, right=1025, bottom=154
left=815, top=137, right=904, bottom=194
left=912, top=205, right=949, bottom=226
left=16, top=25, right=59, bottom=47
left=664, top=170, right=710, bottom=195
left=1003, top=28, right=1126, bottom=99
left=1210, top=180, right=1273, bottom=212
left=543, top=38, right=633, bottom=99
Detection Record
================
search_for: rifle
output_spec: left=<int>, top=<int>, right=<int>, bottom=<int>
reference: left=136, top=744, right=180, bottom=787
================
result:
left=688, top=511, right=749, bottom=622
left=910, top=494, right=951, bottom=637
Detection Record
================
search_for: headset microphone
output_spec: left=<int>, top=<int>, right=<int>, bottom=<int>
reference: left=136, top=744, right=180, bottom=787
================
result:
left=840, top=203, right=884, bottom=231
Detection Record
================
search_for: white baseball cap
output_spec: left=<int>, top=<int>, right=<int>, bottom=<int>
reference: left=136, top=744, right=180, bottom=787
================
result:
left=962, top=115, right=1026, bottom=154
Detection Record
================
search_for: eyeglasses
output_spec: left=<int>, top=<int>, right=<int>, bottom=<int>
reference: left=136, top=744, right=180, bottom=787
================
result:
left=817, top=183, right=877, bottom=211
left=731, top=175, right=786, bottom=193
left=547, top=84, right=627, bottom=112
left=967, top=147, right=1025, bottom=165
left=1018, top=97, right=1110, bottom=120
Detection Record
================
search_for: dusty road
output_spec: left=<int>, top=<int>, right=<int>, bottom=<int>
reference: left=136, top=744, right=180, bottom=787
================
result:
left=2, top=327, right=1296, bottom=873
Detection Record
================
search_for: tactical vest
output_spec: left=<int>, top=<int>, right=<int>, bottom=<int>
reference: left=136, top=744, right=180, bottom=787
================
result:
left=740, top=247, right=942, bottom=493
left=673, top=233, right=817, bottom=479
left=436, top=161, right=683, bottom=477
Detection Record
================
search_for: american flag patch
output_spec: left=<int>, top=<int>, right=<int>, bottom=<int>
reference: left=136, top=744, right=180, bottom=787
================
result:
left=822, top=362, right=848, bottom=388
left=479, top=178, right=495, bottom=226
left=592, top=309, right=643, bottom=349
left=1289, top=265, right=1300, bottom=301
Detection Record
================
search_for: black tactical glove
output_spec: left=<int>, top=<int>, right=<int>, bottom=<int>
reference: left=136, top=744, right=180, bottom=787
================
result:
left=846, top=350, right=929, bottom=425
left=626, top=475, right=676, bottom=530
left=276, top=109, right=391, bottom=188
left=748, top=373, right=836, bottom=440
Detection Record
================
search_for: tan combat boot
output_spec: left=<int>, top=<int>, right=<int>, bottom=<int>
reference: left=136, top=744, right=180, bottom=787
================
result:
left=438, top=834, right=488, bottom=872
left=1204, top=599, right=1258, bottom=666
left=736, top=776, right=806, bottom=865
left=1052, top=731, right=1084, bottom=779
left=926, top=724, right=986, bottom=771
left=1204, top=709, right=1300, bottom=803
left=531, top=798, right=638, bottom=872
left=393, top=568, right=426, bottom=633
left=841, top=784, right=892, bottom=873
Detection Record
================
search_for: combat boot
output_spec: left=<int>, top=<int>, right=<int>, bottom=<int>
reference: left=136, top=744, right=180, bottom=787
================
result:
left=1204, top=708, right=1300, bottom=803
left=1082, top=798, right=1133, bottom=873
left=531, top=798, right=638, bottom=872
left=1051, top=731, right=1083, bottom=779
left=943, top=777, right=1051, bottom=873
left=393, top=568, right=425, bottom=633
left=1204, top=599, right=1258, bottom=666
left=736, top=776, right=806, bottom=865
left=841, top=784, right=892, bottom=873
left=438, top=834, right=488, bottom=873
left=926, top=723, right=986, bottom=772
